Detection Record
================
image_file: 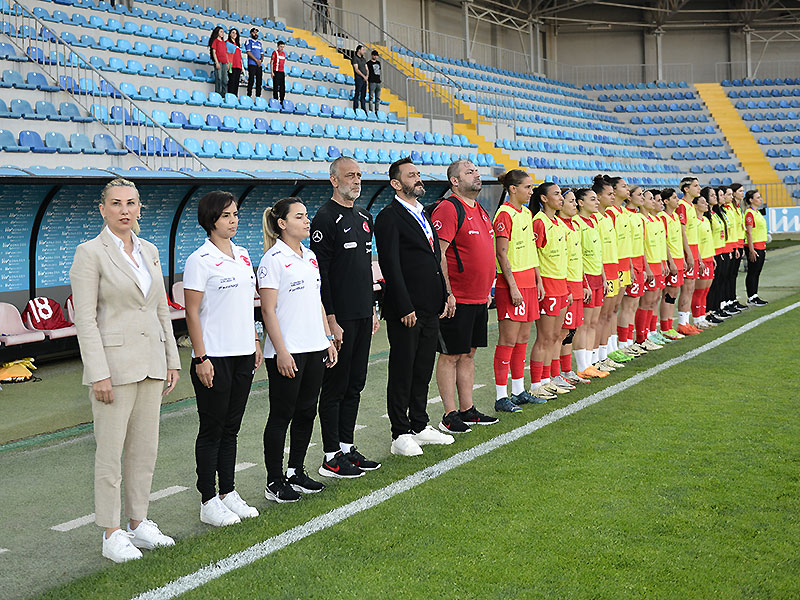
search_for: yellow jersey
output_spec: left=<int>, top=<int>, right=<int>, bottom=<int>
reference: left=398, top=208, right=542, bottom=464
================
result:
left=678, top=198, right=698, bottom=246
left=493, top=202, right=539, bottom=288
left=598, top=211, right=619, bottom=266
left=696, top=215, right=714, bottom=259
left=627, top=208, right=646, bottom=259
left=560, top=216, right=583, bottom=283
left=533, top=212, right=568, bottom=296
left=710, top=212, right=727, bottom=254
left=661, top=211, right=684, bottom=262
left=643, top=214, right=667, bottom=263
left=607, top=205, right=632, bottom=267
left=577, top=215, right=603, bottom=276
left=745, top=207, right=768, bottom=248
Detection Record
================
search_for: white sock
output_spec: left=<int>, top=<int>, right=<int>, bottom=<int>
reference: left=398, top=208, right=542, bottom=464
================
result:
left=339, top=442, right=353, bottom=454
left=610, top=334, right=618, bottom=351
left=599, top=344, right=608, bottom=361
left=511, top=377, right=525, bottom=395
left=678, top=311, right=689, bottom=326
left=286, top=468, right=296, bottom=478
left=324, top=452, right=337, bottom=461
left=496, top=384, right=508, bottom=400
left=541, top=377, right=550, bottom=385
left=575, top=349, right=589, bottom=372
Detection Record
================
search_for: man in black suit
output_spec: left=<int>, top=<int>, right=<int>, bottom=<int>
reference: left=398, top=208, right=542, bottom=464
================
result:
left=374, top=158, right=455, bottom=456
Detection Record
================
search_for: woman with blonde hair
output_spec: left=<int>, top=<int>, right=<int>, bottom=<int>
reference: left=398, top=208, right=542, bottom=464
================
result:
left=258, top=197, right=338, bottom=503
left=69, top=178, right=180, bottom=562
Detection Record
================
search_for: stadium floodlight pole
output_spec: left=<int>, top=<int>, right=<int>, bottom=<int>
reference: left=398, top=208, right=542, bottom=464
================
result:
left=463, top=0, right=471, bottom=60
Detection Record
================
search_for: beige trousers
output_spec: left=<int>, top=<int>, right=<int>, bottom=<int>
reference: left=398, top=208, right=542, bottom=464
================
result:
left=91, top=377, right=163, bottom=528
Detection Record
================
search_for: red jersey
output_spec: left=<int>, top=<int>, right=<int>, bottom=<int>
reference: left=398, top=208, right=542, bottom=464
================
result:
left=21, top=297, right=73, bottom=330
left=431, top=195, right=495, bottom=304
left=211, top=38, right=229, bottom=64
left=271, top=50, right=286, bottom=73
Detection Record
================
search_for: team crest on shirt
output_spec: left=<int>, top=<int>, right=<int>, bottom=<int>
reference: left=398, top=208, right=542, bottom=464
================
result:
left=240, top=255, right=251, bottom=266
left=309, top=258, right=318, bottom=269
left=362, top=221, right=370, bottom=233
left=433, top=220, right=442, bottom=230
left=496, top=222, right=505, bottom=232
left=258, top=266, right=268, bottom=280
left=312, top=230, right=323, bottom=242
left=533, top=231, right=539, bottom=242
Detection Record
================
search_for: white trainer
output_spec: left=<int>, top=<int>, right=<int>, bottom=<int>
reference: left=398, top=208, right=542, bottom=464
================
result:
left=390, top=434, right=424, bottom=456
left=220, top=490, right=259, bottom=519
left=200, top=495, right=241, bottom=527
left=127, top=519, right=175, bottom=550
left=551, top=375, right=576, bottom=390
left=102, top=529, right=143, bottom=563
left=412, top=425, right=455, bottom=446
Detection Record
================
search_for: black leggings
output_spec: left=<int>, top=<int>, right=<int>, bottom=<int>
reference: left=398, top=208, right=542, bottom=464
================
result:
left=263, top=350, right=326, bottom=483
left=746, top=249, right=766, bottom=298
left=192, top=354, right=255, bottom=503
left=728, top=253, right=742, bottom=303
left=708, top=253, right=729, bottom=313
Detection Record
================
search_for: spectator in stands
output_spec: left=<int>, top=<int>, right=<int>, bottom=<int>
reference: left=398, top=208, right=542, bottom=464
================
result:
left=69, top=178, right=180, bottom=563
left=259, top=198, right=338, bottom=503
left=209, top=26, right=229, bottom=96
left=374, top=158, right=453, bottom=457
left=183, top=191, right=263, bottom=528
left=432, top=160, right=499, bottom=432
left=226, top=29, right=243, bottom=96
left=244, top=27, right=263, bottom=98
left=367, top=50, right=382, bottom=113
left=311, top=158, right=381, bottom=479
left=351, top=45, right=368, bottom=112
left=271, top=40, right=287, bottom=105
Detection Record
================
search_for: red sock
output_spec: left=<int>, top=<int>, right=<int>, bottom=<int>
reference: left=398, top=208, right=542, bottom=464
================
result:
left=661, top=318, right=672, bottom=332
left=617, top=325, right=628, bottom=343
left=635, top=309, right=648, bottom=343
left=702, top=287, right=710, bottom=314
left=627, top=324, right=635, bottom=342
left=550, top=359, right=560, bottom=379
left=692, top=288, right=705, bottom=317
left=649, top=312, right=657, bottom=333
left=493, top=344, right=514, bottom=386
left=560, top=353, right=572, bottom=373
left=530, top=360, right=544, bottom=385
left=510, top=343, right=527, bottom=380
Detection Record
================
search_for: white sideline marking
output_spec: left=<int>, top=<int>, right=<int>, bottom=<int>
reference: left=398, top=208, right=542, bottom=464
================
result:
left=234, top=462, right=257, bottom=472
left=354, top=424, right=367, bottom=431
left=51, top=486, right=188, bottom=532
left=0, top=548, right=10, bottom=555
left=131, top=301, right=800, bottom=600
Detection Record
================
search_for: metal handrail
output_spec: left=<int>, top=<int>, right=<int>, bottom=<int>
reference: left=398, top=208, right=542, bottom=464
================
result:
left=5, top=1, right=209, bottom=171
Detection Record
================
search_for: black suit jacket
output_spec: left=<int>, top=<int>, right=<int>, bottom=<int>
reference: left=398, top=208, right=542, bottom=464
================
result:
left=374, top=199, right=447, bottom=320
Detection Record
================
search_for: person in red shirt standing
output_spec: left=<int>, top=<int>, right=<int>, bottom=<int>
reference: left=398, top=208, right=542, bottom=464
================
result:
left=270, top=40, right=287, bottom=105
left=431, top=160, right=499, bottom=433
left=209, top=26, right=229, bottom=97
left=226, top=28, right=243, bottom=96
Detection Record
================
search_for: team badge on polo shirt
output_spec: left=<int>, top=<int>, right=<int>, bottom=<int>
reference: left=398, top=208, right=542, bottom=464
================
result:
left=312, top=230, right=323, bottom=242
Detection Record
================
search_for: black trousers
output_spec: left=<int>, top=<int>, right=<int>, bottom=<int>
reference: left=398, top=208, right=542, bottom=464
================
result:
left=247, top=65, right=262, bottom=97
left=192, top=354, right=255, bottom=503
left=227, top=67, right=241, bottom=96
left=263, top=350, right=326, bottom=483
left=353, top=78, right=367, bottom=111
left=708, top=253, right=729, bottom=313
left=385, top=312, right=438, bottom=439
left=728, top=253, right=742, bottom=303
left=746, top=249, right=766, bottom=297
left=318, top=317, right=372, bottom=453
left=272, top=71, right=285, bottom=103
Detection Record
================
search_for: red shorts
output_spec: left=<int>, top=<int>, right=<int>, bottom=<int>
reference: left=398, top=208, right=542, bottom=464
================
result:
left=540, top=294, right=569, bottom=317
left=626, top=263, right=646, bottom=297
left=495, top=286, right=539, bottom=322
left=685, top=245, right=700, bottom=280
left=603, top=263, right=619, bottom=281
left=585, top=273, right=604, bottom=308
left=645, top=263, right=665, bottom=291
left=700, top=257, right=715, bottom=280
left=563, top=281, right=585, bottom=329
left=665, top=268, right=684, bottom=288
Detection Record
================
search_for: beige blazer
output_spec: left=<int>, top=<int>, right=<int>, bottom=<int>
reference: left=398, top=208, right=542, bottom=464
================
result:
left=69, top=228, right=181, bottom=386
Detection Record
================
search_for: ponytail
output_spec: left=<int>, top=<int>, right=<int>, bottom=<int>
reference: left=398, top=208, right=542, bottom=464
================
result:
left=262, top=197, right=303, bottom=251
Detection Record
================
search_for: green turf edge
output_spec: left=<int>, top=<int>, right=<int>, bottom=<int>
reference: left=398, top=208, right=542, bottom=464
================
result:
left=26, top=292, right=800, bottom=600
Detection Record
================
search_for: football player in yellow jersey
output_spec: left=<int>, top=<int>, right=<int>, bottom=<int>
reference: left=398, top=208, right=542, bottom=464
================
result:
left=657, top=188, right=686, bottom=340
left=743, top=189, right=769, bottom=305
left=718, top=185, right=744, bottom=317
left=676, top=177, right=704, bottom=335
left=638, top=189, right=670, bottom=347
left=706, top=187, right=730, bottom=324
left=572, top=188, right=609, bottom=379
left=691, top=187, right=716, bottom=329
left=554, top=190, right=591, bottom=388
left=727, top=183, right=748, bottom=311
left=529, top=182, right=572, bottom=397
left=492, top=170, right=553, bottom=408
left=592, top=175, right=629, bottom=371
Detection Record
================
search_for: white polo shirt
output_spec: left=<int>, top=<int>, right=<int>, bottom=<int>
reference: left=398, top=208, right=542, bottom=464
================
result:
left=183, top=238, right=257, bottom=357
left=257, top=239, right=329, bottom=359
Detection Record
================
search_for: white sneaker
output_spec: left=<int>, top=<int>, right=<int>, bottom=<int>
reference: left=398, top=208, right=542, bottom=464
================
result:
left=200, top=495, right=241, bottom=527
left=220, top=490, right=259, bottom=519
left=102, top=529, right=143, bottom=563
left=412, top=425, right=455, bottom=446
left=127, top=519, right=175, bottom=550
left=391, top=434, right=423, bottom=456
left=551, top=375, right=576, bottom=390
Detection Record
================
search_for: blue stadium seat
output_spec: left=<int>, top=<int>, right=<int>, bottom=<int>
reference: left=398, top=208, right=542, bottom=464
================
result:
left=20, top=130, right=57, bottom=153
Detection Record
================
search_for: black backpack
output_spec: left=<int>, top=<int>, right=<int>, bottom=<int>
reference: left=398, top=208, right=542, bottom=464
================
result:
left=424, top=195, right=488, bottom=273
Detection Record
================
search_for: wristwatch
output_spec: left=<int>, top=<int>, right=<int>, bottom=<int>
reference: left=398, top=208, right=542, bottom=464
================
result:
left=192, top=355, right=209, bottom=365
left=326, top=334, right=335, bottom=341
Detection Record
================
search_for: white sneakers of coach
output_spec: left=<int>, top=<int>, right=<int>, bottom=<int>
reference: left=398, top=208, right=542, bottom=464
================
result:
left=127, top=519, right=175, bottom=550
left=412, top=425, right=455, bottom=446
left=391, top=434, right=423, bottom=456
left=220, top=490, right=259, bottom=519
left=200, top=495, right=241, bottom=527
left=102, top=529, right=143, bottom=563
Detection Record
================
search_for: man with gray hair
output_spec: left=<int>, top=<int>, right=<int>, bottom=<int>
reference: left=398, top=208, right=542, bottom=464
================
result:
left=310, top=157, right=381, bottom=479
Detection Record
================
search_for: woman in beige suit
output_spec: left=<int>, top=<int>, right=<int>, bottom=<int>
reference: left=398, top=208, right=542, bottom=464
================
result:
left=69, top=178, right=181, bottom=563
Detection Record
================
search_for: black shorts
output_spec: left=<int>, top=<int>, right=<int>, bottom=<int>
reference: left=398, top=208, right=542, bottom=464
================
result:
left=437, top=302, right=488, bottom=355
